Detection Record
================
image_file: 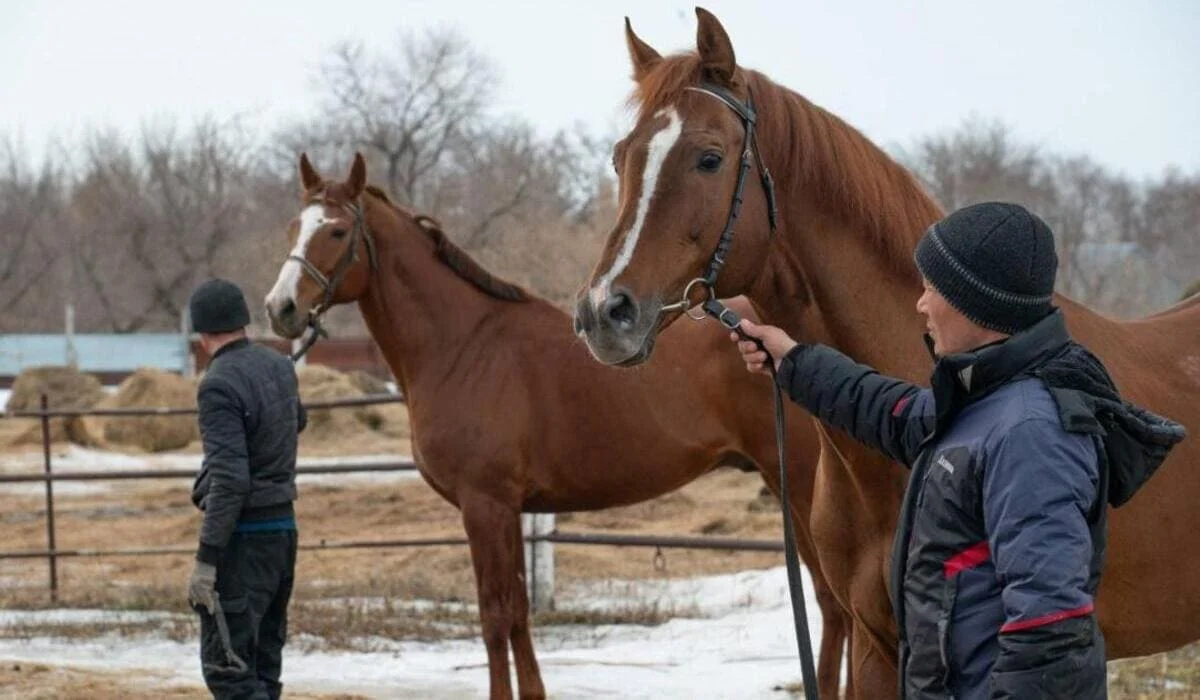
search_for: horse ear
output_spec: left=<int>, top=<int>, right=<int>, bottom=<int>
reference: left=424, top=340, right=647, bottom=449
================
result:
left=299, top=152, right=322, bottom=192
left=695, top=7, right=736, bottom=87
left=625, top=17, right=661, bottom=81
left=346, top=152, right=367, bottom=199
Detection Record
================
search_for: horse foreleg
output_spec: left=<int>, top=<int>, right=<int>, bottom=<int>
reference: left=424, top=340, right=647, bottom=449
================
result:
left=508, top=513, right=546, bottom=699
left=847, top=620, right=897, bottom=700
left=809, top=568, right=847, bottom=700
left=842, top=612, right=856, bottom=700
left=462, top=494, right=522, bottom=700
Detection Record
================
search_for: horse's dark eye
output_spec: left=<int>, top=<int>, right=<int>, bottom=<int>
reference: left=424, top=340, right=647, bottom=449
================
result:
left=698, top=152, right=722, bottom=173
left=331, top=228, right=347, bottom=240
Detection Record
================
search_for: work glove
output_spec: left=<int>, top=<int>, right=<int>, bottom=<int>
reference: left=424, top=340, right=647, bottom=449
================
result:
left=187, top=561, right=218, bottom=613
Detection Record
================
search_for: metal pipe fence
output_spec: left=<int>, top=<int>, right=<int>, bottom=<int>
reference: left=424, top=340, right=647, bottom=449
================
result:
left=1, top=393, right=785, bottom=602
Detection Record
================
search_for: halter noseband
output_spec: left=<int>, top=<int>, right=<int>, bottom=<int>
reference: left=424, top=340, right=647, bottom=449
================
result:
left=660, top=82, right=779, bottom=320
left=287, top=197, right=379, bottom=361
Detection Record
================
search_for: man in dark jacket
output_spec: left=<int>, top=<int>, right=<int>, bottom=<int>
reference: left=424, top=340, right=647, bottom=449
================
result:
left=734, top=202, right=1186, bottom=699
left=186, top=278, right=307, bottom=700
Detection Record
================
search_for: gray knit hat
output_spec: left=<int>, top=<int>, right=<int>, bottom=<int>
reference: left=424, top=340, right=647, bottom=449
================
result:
left=188, top=278, right=250, bottom=334
left=914, top=202, right=1057, bottom=334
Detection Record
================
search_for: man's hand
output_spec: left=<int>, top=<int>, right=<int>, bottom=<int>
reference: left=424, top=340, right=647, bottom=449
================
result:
left=730, top=319, right=799, bottom=376
left=188, top=561, right=217, bottom=613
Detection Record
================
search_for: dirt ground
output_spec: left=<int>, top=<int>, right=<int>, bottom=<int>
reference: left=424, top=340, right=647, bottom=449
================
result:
left=0, top=451, right=784, bottom=611
left=0, top=440, right=791, bottom=698
left=2, top=438, right=1198, bottom=697
left=0, top=661, right=370, bottom=700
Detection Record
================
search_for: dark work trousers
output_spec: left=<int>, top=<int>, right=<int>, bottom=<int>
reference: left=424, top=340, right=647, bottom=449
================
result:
left=197, top=528, right=298, bottom=700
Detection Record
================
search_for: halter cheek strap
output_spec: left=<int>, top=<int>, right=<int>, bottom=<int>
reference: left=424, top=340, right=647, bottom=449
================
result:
left=287, top=199, right=379, bottom=361
left=660, top=83, right=779, bottom=318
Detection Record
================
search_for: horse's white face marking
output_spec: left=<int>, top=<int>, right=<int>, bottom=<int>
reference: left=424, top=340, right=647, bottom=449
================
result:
left=589, top=108, right=684, bottom=310
left=266, top=204, right=332, bottom=310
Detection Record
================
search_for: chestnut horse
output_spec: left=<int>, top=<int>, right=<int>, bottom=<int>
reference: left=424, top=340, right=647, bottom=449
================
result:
left=573, top=7, right=1199, bottom=697
left=263, top=153, right=849, bottom=699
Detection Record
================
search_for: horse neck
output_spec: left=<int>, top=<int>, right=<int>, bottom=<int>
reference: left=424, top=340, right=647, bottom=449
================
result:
left=748, top=79, right=946, bottom=383
left=354, top=205, right=497, bottom=398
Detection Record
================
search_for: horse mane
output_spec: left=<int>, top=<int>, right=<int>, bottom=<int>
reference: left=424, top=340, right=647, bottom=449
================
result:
left=631, top=53, right=945, bottom=279
left=363, top=184, right=529, bottom=303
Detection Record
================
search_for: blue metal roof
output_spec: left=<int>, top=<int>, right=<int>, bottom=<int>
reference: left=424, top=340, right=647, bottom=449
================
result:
left=0, top=334, right=189, bottom=376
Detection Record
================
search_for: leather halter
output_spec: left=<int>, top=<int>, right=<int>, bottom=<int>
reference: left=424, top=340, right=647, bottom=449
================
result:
left=660, top=82, right=779, bottom=319
left=287, top=197, right=378, bottom=361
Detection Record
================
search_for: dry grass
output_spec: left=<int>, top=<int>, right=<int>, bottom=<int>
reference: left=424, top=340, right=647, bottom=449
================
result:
left=1109, top=644, right=1200, bottom=698
left=2, top=443, right=1197, bottom=695
left=0, top=465, right=785, bottom=604
left=0, top=660, right=369, bottom=699
left=0, top=462, right=791, bottom=694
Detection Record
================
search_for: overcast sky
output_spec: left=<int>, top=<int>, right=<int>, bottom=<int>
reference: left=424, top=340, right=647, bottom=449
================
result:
left=2, top=0, right=1196, bottom=179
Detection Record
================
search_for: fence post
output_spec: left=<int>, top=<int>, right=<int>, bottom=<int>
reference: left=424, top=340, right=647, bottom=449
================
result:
left=522, top=513, right=555, bottom=613
left=40, top=394, right=58, bottom=603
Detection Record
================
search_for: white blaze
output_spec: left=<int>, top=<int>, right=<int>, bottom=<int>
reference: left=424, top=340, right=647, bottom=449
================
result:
left=266, top=204, right=332, bottom=310
left=590, top=108, right=683, bottom=309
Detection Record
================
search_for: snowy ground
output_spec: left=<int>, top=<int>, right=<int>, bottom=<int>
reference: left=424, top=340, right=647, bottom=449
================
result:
left=1, top=386, right=830, bottom=696
left=0, top=444, right=420, bottom=497
left=0, top=566, right=826, bottom=699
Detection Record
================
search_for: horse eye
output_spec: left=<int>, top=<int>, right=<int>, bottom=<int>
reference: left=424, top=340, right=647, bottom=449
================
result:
left=698, top=152, right=723, bottom=173
left=331, top=228, right=347, bottom=240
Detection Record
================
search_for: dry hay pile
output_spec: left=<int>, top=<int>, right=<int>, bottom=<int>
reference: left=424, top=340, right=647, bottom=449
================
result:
left=347, top=369, right=390, bottom=395
left=82, top=368, right=199, bottom=452
left=297, top=364, right=408, bottom=445
left=4, top=365, right=106, bottom=446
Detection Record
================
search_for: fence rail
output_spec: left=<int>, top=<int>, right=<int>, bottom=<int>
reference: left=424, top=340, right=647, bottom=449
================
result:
left=1, top=394, right=786, bottom=603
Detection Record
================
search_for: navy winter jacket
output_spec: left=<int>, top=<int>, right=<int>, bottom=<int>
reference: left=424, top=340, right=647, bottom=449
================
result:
left=775, top=310, right=1185, bottom=699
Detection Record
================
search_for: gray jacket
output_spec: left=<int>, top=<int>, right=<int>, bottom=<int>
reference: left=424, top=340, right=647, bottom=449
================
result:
left=191, top=338, right=306, bottom=564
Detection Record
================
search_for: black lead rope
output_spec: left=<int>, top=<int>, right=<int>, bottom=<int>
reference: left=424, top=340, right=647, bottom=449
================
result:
left=703, top=299, right=819, bottom=700
left=682, top=81, right=818, bottom=698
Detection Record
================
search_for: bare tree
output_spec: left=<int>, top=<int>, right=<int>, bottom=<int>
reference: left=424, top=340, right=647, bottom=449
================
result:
left=294, top=28, right=496, bottom=207
left=64, top=119, right=260, bottom=332
left=0, top=139, right=63, bottom=331
left=1142, top=168, right=1200, bottom=290
left=897, top=117, right=1057, bottom=214
left=895, top=119, right=1200, bottom=315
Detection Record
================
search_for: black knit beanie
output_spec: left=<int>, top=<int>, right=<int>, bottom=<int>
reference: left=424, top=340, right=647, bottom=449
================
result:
left=914, top=202, right=1058, bottom=334
left=189, top=278, right=251, bottom=334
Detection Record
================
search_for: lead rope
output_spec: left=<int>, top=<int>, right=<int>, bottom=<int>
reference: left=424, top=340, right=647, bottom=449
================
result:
left=202, top=593, right=250, bottom=675
left=701, top=298, right=819, bottom=700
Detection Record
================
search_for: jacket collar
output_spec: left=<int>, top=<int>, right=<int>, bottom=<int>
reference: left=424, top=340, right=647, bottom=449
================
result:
left=926, top=309, right=1070, bottom=427
left=210, top=337, right=251, bottom=362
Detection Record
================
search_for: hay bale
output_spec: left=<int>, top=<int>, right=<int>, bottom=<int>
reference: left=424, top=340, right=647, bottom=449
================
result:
left=347, top=370, right=391, bottom=396
left=6, top=366, right=105, bottom=446
left=1182, top=279, right=1200, bottom=302
left=296, top=364, right=411, bottom=444
left=297, top=364, right=371, bottom=443
left=89, top=368, right=199, bottom=453
left=362, top=402, right=410, bottom=439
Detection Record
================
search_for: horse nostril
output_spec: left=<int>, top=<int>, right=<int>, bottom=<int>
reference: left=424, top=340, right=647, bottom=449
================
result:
left=602, top=292, right=638, bottom=330
left=279, top=299, right=297, bottom=320
left=574, top=299, right=594, bottom=335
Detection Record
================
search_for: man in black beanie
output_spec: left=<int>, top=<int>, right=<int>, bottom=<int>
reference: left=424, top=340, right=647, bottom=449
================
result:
left=733, top=202, right=1185, bottom=699
left=186, top=278, right=307, bottom=700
